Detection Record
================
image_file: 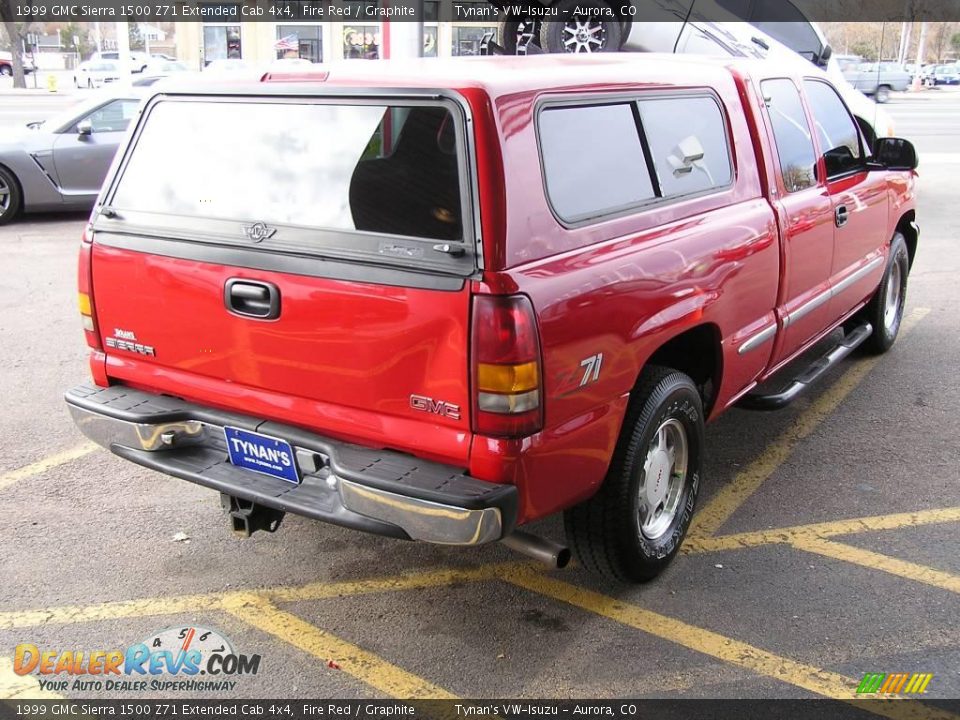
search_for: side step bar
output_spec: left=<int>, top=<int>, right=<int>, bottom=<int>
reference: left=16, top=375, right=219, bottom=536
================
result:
left=737, top=323, right=873, bottom=411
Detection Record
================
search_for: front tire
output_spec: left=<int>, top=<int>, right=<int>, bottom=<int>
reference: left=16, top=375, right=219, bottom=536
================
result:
left=875, top=85, right=891, bottom=103
left=0, top=65, right=12, bottom=77
left=539, top=1, right=623, bottom=54
left=564, top=366, right=703, bottom=582
left=860, top=232, right=909, bottom=354
left=0, top=165, right=23, bottom=225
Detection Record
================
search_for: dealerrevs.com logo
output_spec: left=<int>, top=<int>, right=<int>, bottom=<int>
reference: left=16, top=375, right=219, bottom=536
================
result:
left=13, top=626, right=261, bottom=693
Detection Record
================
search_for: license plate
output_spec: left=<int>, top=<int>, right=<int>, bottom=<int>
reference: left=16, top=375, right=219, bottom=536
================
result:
left=223, top=426, right=300, bottom=485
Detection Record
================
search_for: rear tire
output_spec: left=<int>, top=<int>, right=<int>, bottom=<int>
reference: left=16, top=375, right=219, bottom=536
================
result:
left=860, top=232, right=909, bottom=354
left=0, top=165, right=23, bottom=225
left=0, top=65, right=12, bottom=77
left=875, top=85, right=891, bottom=103
left=564, top=366, right=703, bottom=582
left=539, top=0, right=623, bottom=53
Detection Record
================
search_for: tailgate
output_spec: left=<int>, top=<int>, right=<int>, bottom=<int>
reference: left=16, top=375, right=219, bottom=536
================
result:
left=88, top=91, right=478, bottom=449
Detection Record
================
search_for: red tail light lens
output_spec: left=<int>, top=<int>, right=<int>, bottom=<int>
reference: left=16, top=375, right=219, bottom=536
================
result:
left=78, top=227, right=101, bottom=350
left=471, top=294, right=543, bottom=438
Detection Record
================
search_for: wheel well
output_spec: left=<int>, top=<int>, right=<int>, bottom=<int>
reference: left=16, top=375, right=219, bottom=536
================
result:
left=896, top=210, right=917, bottom=269
left=642, top=324, right=722, bottom=414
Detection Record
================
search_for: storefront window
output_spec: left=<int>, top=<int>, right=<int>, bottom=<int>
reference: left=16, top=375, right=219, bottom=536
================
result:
left=203, top=24, right=241, bottom=63
left=424, top=26, right=438, bottom=57
left=343, top=25, right=380, bottom=59
left=452, top=26, right=495, bottom=56
left=276, top=25, right=323, bottom=63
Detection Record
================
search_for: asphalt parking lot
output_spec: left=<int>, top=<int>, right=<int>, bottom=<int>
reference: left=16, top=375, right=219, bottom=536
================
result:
left=0, top=88, right=958, bottom=709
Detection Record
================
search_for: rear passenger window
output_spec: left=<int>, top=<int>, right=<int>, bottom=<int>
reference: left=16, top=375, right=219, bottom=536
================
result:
left=539, top=103, right=655, bottom=222
left=761, top=79, right=817, bottom=192
left=637, top=96, right=732, bottom=197
left=803, top=80, right=864, bottom=178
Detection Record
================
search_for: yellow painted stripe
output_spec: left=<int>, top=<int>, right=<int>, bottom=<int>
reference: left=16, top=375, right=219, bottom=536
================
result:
left=222, top=593, right=456, bottom=699
left=683, top=506, right=960, bottom=554
left=917, top=674, right=933, bottom=694
left=0, top=442, right=98, bottom=493
left=690, top=307, right=930, bottom=538
left=791, top=537, right=960, bottom=595
left=0, top=593, right=233, bottom=631
left=502, top=568, right=957, bottom=720
left=0, top=564, right=518, bottom=630
left=904, top=674, right=920, bottom=694
left=0, top=657, right=63, bottom=699
left=268, top=562, right=527, bottom=602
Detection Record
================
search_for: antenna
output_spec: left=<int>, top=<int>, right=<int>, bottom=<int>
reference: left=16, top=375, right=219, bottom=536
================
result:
left=674, top=0, right=698, bottom=54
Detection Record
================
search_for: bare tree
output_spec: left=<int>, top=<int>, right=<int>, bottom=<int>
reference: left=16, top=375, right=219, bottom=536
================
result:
left=0, top=0, right=35, bottom=89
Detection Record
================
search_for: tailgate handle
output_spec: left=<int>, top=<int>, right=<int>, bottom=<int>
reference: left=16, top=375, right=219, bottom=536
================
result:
left=225, top=279, right=280, bottom=320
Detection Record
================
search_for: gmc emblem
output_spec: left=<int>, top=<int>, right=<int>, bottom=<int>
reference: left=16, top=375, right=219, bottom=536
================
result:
left=409, top=394, right=461, bottom=420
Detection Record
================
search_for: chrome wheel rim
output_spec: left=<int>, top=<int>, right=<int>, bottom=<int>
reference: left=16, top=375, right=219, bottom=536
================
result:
left=562, top=19, right=605, bottom=53
left=0, top=175, right=10, bottom=214
left=637, top=418, right=688, bottom=540
left=883, top=260, right=902, bottom=331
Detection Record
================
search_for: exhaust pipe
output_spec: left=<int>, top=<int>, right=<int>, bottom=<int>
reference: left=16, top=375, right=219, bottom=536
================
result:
left=501, top=530, right=571, bottom=569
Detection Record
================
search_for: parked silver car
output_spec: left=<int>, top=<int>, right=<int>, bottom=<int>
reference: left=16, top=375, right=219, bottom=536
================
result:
left=0, top=89, right=144, bottom=224
left=842, top=62, right=911, bottom=102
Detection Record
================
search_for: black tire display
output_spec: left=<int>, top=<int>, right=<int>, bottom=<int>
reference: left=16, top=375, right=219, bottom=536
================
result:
left=860, top=232, right=910, bottom=354
left=497, top=16, right=543, bottom=55
left=539, top=1, right=623, bottom=54
left=564, top=366, right=703, bottom=582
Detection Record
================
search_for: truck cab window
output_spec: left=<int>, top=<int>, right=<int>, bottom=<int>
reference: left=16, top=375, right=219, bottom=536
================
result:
left=803, top=80, right=864, bottom=178
left=760, top=79, right=817, bottom=192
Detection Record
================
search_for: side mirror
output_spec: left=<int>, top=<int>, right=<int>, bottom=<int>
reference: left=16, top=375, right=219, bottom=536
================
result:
left=872, top=137, right=918, bottom=170
left=77, top=120, right=93, bottom=137
left=819, top=44, right=833, bottom=68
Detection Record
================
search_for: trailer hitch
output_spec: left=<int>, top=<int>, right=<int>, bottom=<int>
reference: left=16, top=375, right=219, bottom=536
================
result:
left=220, top=494, right=285, bottom=537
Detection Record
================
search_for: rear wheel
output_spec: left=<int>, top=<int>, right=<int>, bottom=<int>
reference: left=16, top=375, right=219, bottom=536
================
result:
left=564, top=366, right=703, bottom=582
left=0, top=65, right=12, bottom=77
left=539, top=0, right=623, bottom=53
left=875, top=85, right=891, bottom=103
left=860, top=232, right=909, bottom=354
left=0, top=166, right=23, bottom=225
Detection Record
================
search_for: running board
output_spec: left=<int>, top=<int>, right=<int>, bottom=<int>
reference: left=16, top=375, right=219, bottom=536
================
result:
left=737, top=323, right=873, bottom=411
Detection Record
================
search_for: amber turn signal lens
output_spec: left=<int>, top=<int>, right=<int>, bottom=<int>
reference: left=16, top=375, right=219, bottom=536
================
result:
left=477, top=361, right=539, bottom=394
left=78, top=292, right=92, bottom=316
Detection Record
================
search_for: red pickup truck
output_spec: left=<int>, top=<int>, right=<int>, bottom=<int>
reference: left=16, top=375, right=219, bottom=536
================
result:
left=66, top=55, right=918, bottom=582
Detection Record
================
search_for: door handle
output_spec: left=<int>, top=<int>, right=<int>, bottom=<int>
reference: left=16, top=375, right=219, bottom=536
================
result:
left=224, top=279, right=280, bottom=319
left=835, top=205, right=849, bottom=228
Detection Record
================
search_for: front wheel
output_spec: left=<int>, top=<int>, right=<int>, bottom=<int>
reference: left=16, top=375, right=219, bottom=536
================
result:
left=0, top=165, right=23, bottom=225
left=860, top=232, right=909, bottom=354
left=539, top=2, right=623, bottom=53
left=564, top=366, right=703, bottom=582
left=875, top=85, right=891, bottom=103
left=0, top=65, right=12, bottom=77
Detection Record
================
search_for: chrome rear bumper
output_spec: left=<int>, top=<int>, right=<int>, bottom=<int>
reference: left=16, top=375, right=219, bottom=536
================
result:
left=66, top=383, right=516, bottom=546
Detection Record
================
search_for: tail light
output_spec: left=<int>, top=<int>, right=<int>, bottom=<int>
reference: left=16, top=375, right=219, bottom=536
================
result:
left=78, top=226, right=101, bottom=350
left=471, top=294, right=543, bottom=437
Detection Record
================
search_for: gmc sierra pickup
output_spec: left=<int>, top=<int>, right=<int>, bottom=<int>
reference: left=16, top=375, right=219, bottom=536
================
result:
left=66, top=54, right=918, bottom=581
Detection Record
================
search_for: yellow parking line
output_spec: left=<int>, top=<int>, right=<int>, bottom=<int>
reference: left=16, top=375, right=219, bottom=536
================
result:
left=0, top=564, right=521, bottom=630
left=502, top=568, right=956, bottom=720
left=792, top=537, right=960, bottom=595
left=0, top=442, right=98, bottom=493
left=690, top=307, right=931, bottom=538
left=268, top=562, right=529, bottom=602
left=684, top=506, right=960, bottom=553
left=0, top=593, right=225, bottom=631
left=222, top=593, right=457, bottom=699
left=0, top=657, right=63, bottom=700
